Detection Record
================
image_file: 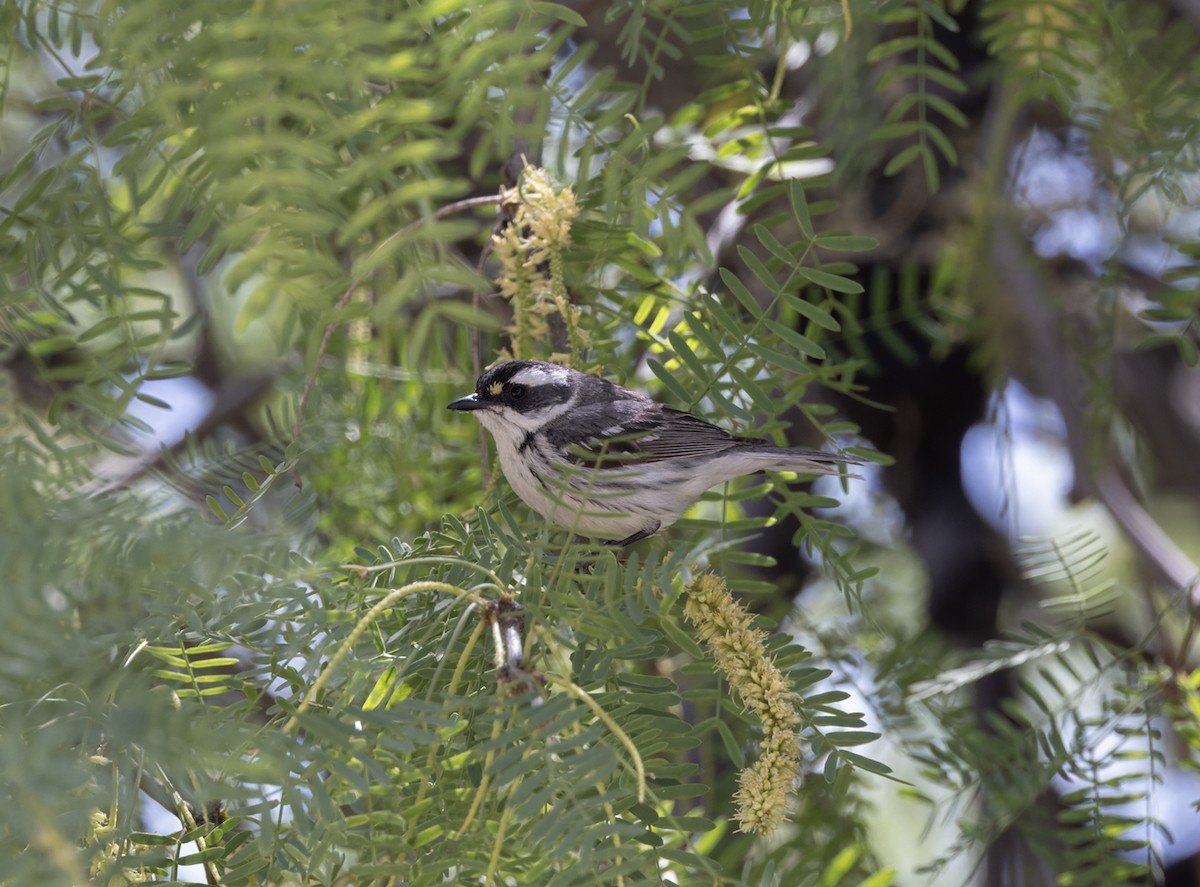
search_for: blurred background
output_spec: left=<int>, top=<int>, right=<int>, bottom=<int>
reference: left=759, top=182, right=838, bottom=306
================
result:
left=3, top=0, right=1200, bottom=884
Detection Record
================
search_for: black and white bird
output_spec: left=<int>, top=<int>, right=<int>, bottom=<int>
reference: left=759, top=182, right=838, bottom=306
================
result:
left=448, top=360, right=862, bottom=545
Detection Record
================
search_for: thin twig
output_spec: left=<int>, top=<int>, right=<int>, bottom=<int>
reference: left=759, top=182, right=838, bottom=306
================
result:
left=162, top=767, right=224, bottom=887
left=1094, top=472, right=1200, bottom=613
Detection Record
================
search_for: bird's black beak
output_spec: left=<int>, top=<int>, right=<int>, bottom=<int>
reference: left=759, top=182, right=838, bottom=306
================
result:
left=447, top=393, right=486, bottom=411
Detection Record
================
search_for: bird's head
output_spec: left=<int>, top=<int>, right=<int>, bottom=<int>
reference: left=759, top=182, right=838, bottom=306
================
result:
left=447, top=360, right=577, bottom=435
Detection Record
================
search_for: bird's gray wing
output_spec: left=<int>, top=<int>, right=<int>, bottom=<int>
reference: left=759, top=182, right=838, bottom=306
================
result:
left=543, top=401, right=761, bottom=467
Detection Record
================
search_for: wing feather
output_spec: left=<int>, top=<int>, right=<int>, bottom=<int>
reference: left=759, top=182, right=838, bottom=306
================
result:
left=542, top=400, right=762, bottom=468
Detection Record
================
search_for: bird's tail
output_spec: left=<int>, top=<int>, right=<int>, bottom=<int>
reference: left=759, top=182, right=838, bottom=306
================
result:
left=741, top=446, right=864, bottom=477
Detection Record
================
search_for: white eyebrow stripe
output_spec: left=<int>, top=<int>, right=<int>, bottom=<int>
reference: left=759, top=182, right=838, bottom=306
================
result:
left=510, top=365, right=570, bottom=386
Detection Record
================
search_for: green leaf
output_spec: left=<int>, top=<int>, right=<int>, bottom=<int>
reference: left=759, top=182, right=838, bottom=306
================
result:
left=748, top=341, right=812, bottom=373
left=827, top=731, right=881, bottom=747
left=11, top=167, right=57, bottom=215
left=531, top=1, right=586, bottom=26
left=781, top=291, right=841, bottom=331
left=867, top=35, right=923, bottom=63
left=718, top=268, right=761, bottom=317
left=817, top=846, right=861, bottom=887
left=788, top=180, right=815, bottom=239
left=657, top=611, right=706, bottom=659
left=752, top=224, right=796, bottom=265
left=206, top=496, right=229, bottom=522
left=736, top=163, right=770, bottom=200
left=797, top=266, right=865, bottom=294
left=824, top=752, right=840, bottom=784
left=839, top=751, right=894, bottom=776
left=668, top=330, right=709, bottom=383
left=647, top=357, right=694, bottom=405
left=815, top=234, right=879, bottom=253
left=738, top=244, right=781, bottom=293
left=856, top=868, right=897, bottom=887
left=363, top=666, right=397, bottom=711
left=884, top=143, right=929, bottom=178
left=763, top=317, right=826, bottom=359
left=175, top=846, right=229, bottom=865
left=713, top=717, right=745, bottom=767
left=805, top=690, right=851, bottom=706
left=143, top=361, right=193, bottom=379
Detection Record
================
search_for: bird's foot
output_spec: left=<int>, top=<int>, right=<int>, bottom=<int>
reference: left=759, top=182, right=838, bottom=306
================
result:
left=606, top=522, right=661, bottom=548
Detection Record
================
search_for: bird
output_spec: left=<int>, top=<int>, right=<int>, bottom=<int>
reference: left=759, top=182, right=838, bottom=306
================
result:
left=447, top=359, right=862, bottom=545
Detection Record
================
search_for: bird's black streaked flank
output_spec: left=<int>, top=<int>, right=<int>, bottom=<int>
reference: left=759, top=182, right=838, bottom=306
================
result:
left=448, top=360, right=863, bottom=545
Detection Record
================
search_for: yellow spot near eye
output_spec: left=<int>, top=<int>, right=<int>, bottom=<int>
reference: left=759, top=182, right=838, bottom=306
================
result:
left=488, top=382, right=504, bottom=396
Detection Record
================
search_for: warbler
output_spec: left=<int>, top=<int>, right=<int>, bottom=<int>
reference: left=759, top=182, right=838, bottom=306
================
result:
left=448, top=360, right=861, bottom=545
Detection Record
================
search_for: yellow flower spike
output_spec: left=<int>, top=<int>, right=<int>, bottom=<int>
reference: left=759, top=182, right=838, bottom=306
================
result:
left=491, top=166, right=583, bottom=359
left=684, top=573, right=804, bottom=836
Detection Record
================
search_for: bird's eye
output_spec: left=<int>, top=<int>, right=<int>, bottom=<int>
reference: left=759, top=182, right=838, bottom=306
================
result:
left=509, top=384, right=527, bottom=400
